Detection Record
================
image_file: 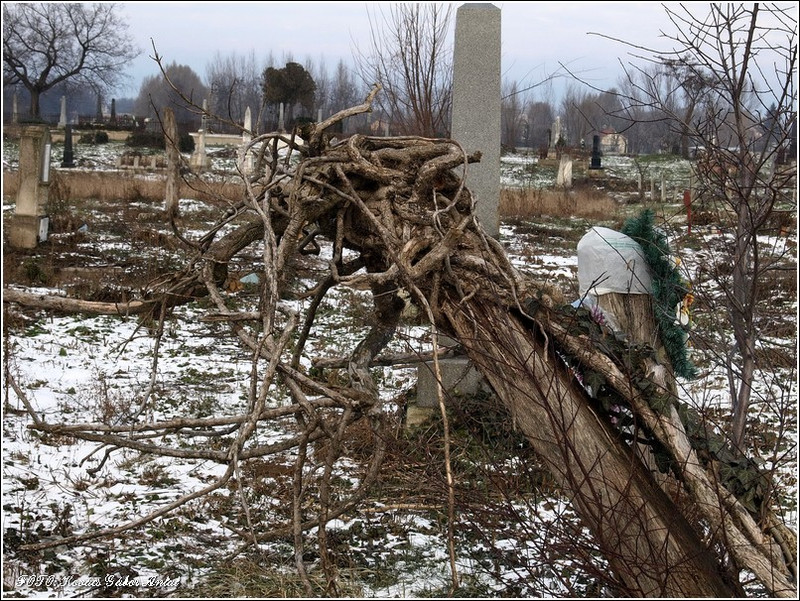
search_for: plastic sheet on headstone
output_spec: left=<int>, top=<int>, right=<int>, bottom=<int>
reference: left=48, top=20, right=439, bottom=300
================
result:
left=577, top=226, right=653, bottom=297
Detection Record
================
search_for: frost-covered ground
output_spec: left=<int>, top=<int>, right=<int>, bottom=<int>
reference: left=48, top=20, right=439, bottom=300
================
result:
left=2, top=141, right=796, bottom=597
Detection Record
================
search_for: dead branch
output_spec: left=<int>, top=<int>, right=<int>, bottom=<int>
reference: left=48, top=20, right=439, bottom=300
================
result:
left=6, top=84, right=795, bottom=597
left=3, top=288, right=154, bottom=315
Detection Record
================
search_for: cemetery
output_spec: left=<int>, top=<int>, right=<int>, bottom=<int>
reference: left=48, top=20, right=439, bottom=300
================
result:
left=2, top=3, right=797, bottom=599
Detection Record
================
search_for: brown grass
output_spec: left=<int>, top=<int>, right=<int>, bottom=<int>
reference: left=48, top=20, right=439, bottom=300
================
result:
left=3, top=170, right=245, bottom=203
left=500, top=185, right=616, bottom=219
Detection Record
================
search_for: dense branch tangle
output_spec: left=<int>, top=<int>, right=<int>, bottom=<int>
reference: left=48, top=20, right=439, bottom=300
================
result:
left=18, top=88, right=796, bottom=597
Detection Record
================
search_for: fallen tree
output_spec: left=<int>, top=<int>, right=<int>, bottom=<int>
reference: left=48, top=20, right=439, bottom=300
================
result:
left=4, top=87, right=796, bottom=597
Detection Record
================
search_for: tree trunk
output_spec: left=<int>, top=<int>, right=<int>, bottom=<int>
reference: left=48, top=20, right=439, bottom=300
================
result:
left=29, top=87, right=41, bottom=120
left=3, top=288, right=152, bottom=315
left=164, top=107, right=180, bottom=219
left=443, top=296, right=739, bottom=597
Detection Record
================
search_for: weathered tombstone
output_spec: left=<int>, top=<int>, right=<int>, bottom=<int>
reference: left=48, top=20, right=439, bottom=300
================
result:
left=201, top=98, right=209, bottom=131
left=550, top=116, right=562, bottom=150
left=9, top=125, right=51, bottom=249
left=58, top=96, right=67, bottom=128
left=110, top=98, right=117, bottom=126
left=278, top=102, right=285, bottom=132
left=12, top=92, right=19, bottom=123
left=415, top=2, right=501, bottom=418
left=589, top=134, right=603, bottom=169
left=61, top=124, right=75, bottom=168
left=164, top=107, right=180, bottom=218
left=239, top=106, right=254, bottom=174
left=450, top=1, right=501, bottom=239
left=190, top=129, right=210, bottom=170
left=556, top=154, right=573, bottom=188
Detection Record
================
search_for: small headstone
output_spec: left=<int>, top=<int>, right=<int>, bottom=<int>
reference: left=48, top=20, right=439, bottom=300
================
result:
left=61, top=124, right=75, bottom=168
left=556, top=155, right=573, bottom=188
left=243, top=106, right=252, bottom=134
left=589, top=134, right=603, bottom=169
left=190, top=129, right=210, bottom=170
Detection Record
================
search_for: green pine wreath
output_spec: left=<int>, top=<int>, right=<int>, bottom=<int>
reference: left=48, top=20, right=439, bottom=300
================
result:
left=622, top=209, right=697, bottom=379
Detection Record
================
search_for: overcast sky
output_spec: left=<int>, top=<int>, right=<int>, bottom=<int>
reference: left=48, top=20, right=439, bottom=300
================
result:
left=114, top=2, right=778, bottom=100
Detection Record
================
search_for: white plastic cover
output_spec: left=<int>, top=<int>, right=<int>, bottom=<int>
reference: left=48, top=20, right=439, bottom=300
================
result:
left=577, top=226, right=652, bottom=296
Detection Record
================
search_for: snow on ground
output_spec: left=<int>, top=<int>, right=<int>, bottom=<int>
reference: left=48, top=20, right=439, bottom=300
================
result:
left=2, top=142, right=796, bottom=597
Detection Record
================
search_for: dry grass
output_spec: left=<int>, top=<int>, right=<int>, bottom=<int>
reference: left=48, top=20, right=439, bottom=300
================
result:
left=3, top=170, right=245, bottom=203
left=500, top=185, right=617, bottom=219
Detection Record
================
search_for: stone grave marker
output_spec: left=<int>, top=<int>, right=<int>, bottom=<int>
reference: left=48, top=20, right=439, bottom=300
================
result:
left=415, top=2, right=501, bottom=417
left=9, top=125, right=51, bottom=249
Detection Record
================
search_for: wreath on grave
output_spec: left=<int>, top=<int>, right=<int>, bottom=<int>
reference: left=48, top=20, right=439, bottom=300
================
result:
left=622, top=209, right=697, bottom=380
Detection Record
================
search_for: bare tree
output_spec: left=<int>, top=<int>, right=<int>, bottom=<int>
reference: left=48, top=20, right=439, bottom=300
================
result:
left=525, top=100, right=555, bottom=153
left=205, top=50, right=265, bottom=133
left=354, top=3, right=453, bottom=137
left=134, top=62, right=209, bottom=130
left=598, top=3, right=797, bottom=452
left=501, top=80, right=528, bottom=151
left=2, top=2, right=139, bottom=119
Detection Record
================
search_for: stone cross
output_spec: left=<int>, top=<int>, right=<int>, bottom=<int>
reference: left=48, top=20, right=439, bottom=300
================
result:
left=451, top=2, right=501, bottom=239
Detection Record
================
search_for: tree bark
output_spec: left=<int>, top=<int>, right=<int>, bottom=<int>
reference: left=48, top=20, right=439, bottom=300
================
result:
left=442, top=296, right=740, bottom=597
left=164, top=107, right=181, bottom=220
left=3, top=288, right=153, bottom=315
